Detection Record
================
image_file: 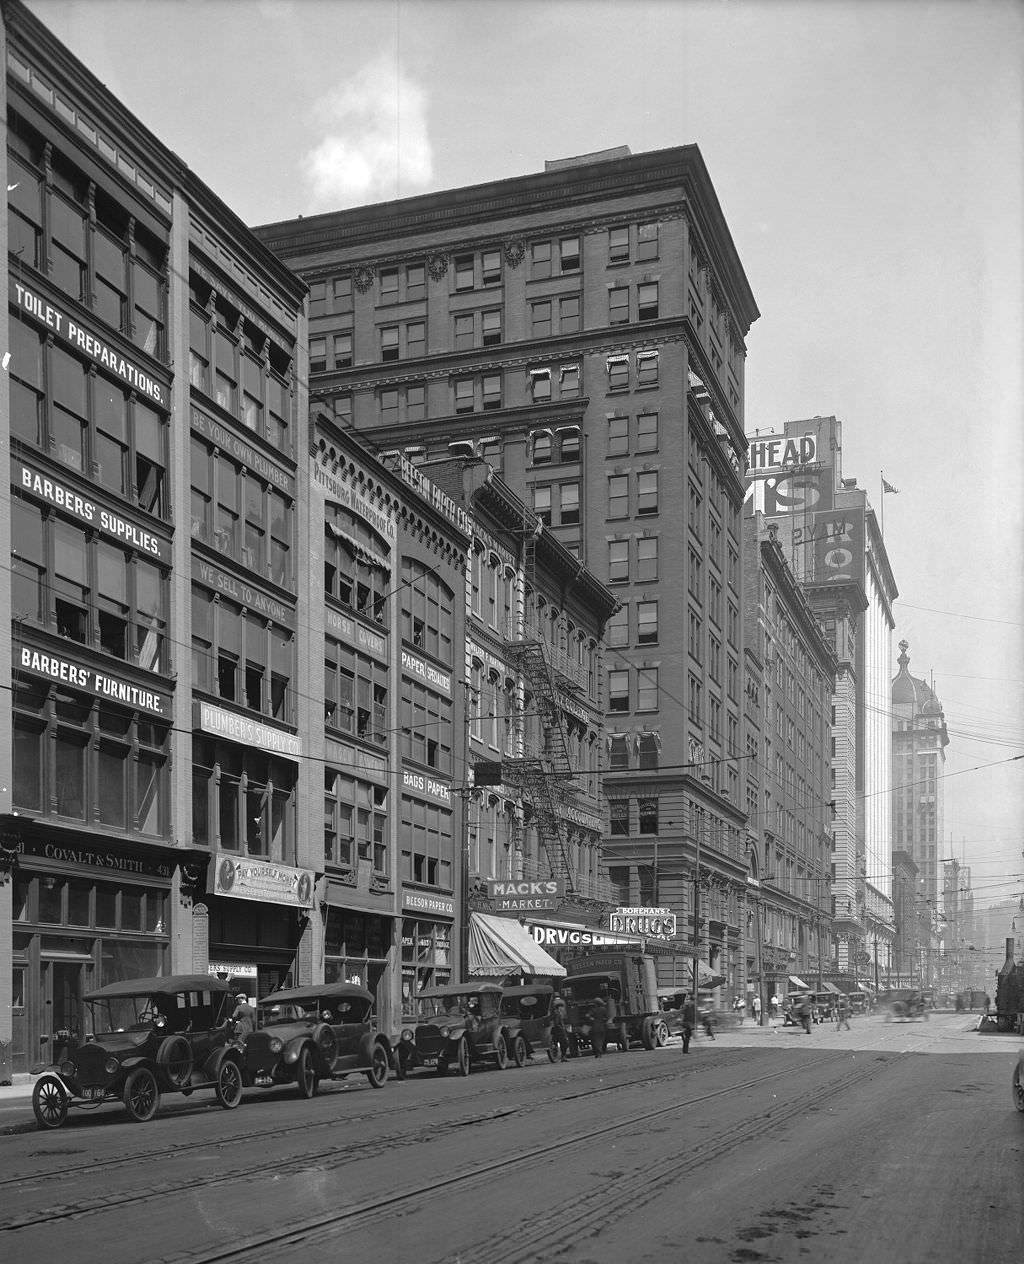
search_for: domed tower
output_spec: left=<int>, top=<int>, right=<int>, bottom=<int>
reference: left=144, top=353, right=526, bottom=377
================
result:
left=891, top=641, right=950, bottom=983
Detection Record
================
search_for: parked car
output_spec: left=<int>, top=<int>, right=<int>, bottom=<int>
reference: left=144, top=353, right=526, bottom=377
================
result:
left=393, top=984, right=512, bottom=1077
left=31, top=975, right=245, bottom=1129
left=243, top=983, right=393, bottom=1096
left=498, top=984, right=566, bottom=1063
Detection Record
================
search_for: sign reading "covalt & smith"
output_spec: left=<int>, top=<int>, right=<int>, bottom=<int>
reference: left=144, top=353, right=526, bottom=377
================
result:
left=487, top=878, right=563, bottom=913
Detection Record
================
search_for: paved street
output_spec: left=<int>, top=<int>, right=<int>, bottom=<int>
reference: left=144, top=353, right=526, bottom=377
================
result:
left=1, top=1013, right=1021, bottom=1264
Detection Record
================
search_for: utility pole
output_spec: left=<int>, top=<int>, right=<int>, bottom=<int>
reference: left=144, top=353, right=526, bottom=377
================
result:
left=692, top=807, right=702, bottom=1023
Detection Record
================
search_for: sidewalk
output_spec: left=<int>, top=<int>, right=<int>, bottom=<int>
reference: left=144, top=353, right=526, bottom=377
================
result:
left=0, top=1073, right=35, bottom=1101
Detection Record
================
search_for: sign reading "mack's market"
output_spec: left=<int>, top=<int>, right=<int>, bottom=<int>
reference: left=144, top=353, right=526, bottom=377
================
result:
left=487, top=878, right=563, bottom=913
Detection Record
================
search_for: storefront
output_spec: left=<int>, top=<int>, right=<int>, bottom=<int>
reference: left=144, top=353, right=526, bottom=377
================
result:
left=400, top=890, right=455, bottom=1019
left=8, top=827, right=175, bottom=1075
left=203, top=850, right=315, bottom=1002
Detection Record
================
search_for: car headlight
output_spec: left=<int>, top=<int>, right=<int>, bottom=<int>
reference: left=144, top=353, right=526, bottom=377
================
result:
left=60, top=1061, right=76, bottom=1077
left=268, top=1037, right=283, bottom=1054
left=104, top=1057, right=120, bottom=1075
left=401, top=1029, right=414, bottom=1042
left=441, top=1026, right=451, bottom=1039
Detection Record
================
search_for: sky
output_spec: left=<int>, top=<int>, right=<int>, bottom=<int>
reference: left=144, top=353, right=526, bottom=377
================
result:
left=24, top=0, right=1024, bottom=918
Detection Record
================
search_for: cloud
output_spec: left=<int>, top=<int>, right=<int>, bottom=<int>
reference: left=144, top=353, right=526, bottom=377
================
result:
left=302, top=53, right=433, bottom=210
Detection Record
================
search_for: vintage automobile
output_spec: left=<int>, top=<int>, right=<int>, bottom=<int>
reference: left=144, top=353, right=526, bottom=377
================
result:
left=31, top=974, right=245, bottom=1129
left=880, top=989, right=930, bottom=1021
left=498, top=983, right=567, bottom=1063
left=243, top=983, right=393, bottom=1095
left=393, top=983, right=513, bottom=1077
left=562, top=954, right=668, bottom=1052
left=658, top=991, right=696, bottom=1038
left=1013, top=1049, right=1024, bottom=1113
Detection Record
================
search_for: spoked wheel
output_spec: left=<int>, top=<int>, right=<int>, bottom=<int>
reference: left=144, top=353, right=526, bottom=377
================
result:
left=296, top=1046, right=319, bottom=1099
left=547, top=1042, right=563, bottom=1064
left=156, top=1035, right=193, bottom=1089
left=366, top=1043, right=389, bottom=1089
left=32, top=1077, right=69, bottom=1130
left=511, top=1034, right=528, bottom=1067
left=655, top=1021, right=670, bottom=1048
left=493, top=1033, right=509, bottom=1070
left=456, top=1037, right=471, bottom=1077
left=215, top=1058, right=243, bottom=1110
left=1013, top=1064, right=1024, bottom=1113
left=123, top=1067, right=160, bottom=1122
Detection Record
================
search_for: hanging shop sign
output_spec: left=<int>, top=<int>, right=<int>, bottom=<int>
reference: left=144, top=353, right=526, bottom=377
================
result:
left=487, top=878, right=564, bottom=913
left=210, top=852, right=315, bottom=909
left=609, top=907, right=677, bottom=938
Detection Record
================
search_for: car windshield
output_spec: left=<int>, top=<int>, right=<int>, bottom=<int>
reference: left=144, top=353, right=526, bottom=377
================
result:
left=86, top=994, right=189, bottom=1035
left=418, top=992, right=495, bottom=1020
left=260, top=997, right=370, bottom=1025
left=500, top=993, right=548, bottom=1019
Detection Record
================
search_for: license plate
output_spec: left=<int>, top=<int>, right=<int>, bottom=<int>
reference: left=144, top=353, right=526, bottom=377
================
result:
left=421, top=1056, right=437, bottom=1067
left=86, top=1087, right=106, bottom=1100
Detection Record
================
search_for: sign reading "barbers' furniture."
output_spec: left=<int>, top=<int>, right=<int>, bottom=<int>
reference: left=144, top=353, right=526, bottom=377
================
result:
left=609, top=907, right=677, bottom=938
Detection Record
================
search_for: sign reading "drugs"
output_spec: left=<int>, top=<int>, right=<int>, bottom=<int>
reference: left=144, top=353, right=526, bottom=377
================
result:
left=609, top=907, right=677, bottom=938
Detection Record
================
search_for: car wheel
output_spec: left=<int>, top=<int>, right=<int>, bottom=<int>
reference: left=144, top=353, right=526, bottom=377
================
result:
left=215, top=1058, right=243, bottom=1110
left=547, top=1043, right=562, bottom=1064
left=32, top=1077, right=69, bottom=1130
left=493, top=1032, right=509, bottom=1070
left=366, top=1043, right=389, bottom=1089
left=296, top=1046, right=319, bottom=1100
left=456, top=1037, right=471, bottom=1077
left=617, top=1022, right=630, bottom=1052
left=641, top=1018, right=656, bottom=1050
left=393, top=1046, right=409, bottom=1080
left=1013, top=1065, right=1024, bottom=1113
left=511, top=1034, right=528, bottom=1067
left=656, top=1021, right=670, bottom=1048
left=123, top=1067, right=160, bottom=1122
left=156, top=1035, right=194, bottom=1089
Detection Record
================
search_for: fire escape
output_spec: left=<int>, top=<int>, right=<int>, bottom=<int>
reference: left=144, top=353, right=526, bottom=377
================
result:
left=501, top=527, right=587, bottom=895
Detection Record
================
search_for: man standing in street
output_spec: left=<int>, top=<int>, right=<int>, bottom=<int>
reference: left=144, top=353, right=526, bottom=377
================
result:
left=798, top=994, right=813, bottom=1034
left=835, top=995, right=851, bottom=1031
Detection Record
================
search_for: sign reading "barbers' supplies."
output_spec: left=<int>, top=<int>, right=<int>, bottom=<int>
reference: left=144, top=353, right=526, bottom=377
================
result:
left=609, top=907, right=677, bottom=938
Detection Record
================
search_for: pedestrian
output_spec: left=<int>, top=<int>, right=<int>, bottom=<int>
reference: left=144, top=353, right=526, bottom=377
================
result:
left=229, top=991, right=257, bottom=1037
left=733, top=995, right=744, bottom=1025
left=835, top=996, right=851, bottom=1031
left=589, top=993, right=608, bottom=1057
left=770, top=993, right=780, bottom=1019
left=752, top=993, right=762, bottom=1025
left=680, top=1002, right=693, bottom=1054
left=797, top=994, right=812, bottom=1034
left=551, top=993, right=570, bottom=1060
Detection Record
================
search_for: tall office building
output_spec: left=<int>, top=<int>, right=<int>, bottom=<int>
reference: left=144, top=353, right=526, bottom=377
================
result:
left=747, top=416, right=899, bottom=987
left=255, top=145, right=762, bottom=990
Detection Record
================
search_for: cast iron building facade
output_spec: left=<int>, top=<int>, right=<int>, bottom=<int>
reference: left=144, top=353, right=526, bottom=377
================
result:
left=0, top=0, right=312, bottom=1073
left=254, top=145, right=762, bottom=992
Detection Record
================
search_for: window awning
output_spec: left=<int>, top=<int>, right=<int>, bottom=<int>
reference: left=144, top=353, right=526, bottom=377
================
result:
left=468, top=912, right=566, bottom=978
left=821, top=981, right=841, bottom=994
left=789, top=975, right=811, bottom=990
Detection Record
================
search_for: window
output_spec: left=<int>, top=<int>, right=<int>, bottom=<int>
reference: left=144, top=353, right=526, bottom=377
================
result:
left=531, top=369, right=552, bottom=402
left=531, top=241, right=552, bottom=279
left=638, top=282, right=659, bottom=321
left=637, top=601, right=658, bottom=645
left=609, top=735, right=629, bottom=770
left=381, top=326, right=399, bottom=361
left=636, top=350, right=659, bottom=386
left=608, top=669, right=629, bottom=713
left=636, top=412, right=658, bottom=452
left=638, top=735, right=659, bottom=769
left=559, top=427, right=581, bottom=459
left=531, top=301, right=552, bottom=338
left=608, top=539, right=629, bottom=583
left=559, top=365, right=581, bottom=398
left=606, top=606, right=628, bottom=647
left=637, top=471, right=659, bottom=516
left=608, top=225, right=629, bottom=263
left=482, top=373, right=502, bottom=410
left=482, top=250, right=502, bottom=285
left=454, top=313, right=474, bottom=350
left=609, top=799, right=629, bottom=836
left=559, top=482, right=580, bottom=526
left=559, top=237, right=580, bottom=273
left=639, top=797, right=658, bottom=834
left=334, top=275, right=353, bottom=310
left=533, top=486, right=552, bottom=526
left=379, top=268, right=399, bottom=304
left=608, top=415, right=628, bottom=457
left=455, top=255, right=475, bottom=291
left=636, top=536, right=658, bottom=582
left=310, top=337, right=327, bottom=373
left=559, top=295, right=581, bottom=333
left=637, top=222, right=659, bottom=261
left=333, top=332, right=353, bottom=369
left=406, top=263, right=426, bottom=300
left=607, top=356, right=629, bottom=391
left=609, top=287, right=629, bottom=325
left=532, top=432, right=552, bottom=464
left=193, top=738, right=295, bottom=859
left=608, top=475, right=629, bottom=519
left=637, top=668, right=658, bottom=710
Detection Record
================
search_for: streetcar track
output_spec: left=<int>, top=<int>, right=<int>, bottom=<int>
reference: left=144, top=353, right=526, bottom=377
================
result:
left=1, top=1050, right=887, bottom=1254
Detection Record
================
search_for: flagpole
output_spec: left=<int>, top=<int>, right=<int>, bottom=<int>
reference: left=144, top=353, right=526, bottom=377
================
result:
left=880, top=470, right=885, bottom=537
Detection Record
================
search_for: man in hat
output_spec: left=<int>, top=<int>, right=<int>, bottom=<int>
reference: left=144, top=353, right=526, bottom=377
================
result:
left=230, top=991, right=257, bottom=1037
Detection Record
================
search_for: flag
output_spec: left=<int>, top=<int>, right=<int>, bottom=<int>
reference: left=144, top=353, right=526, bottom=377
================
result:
left=882, top=477, right=900, bottom=494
